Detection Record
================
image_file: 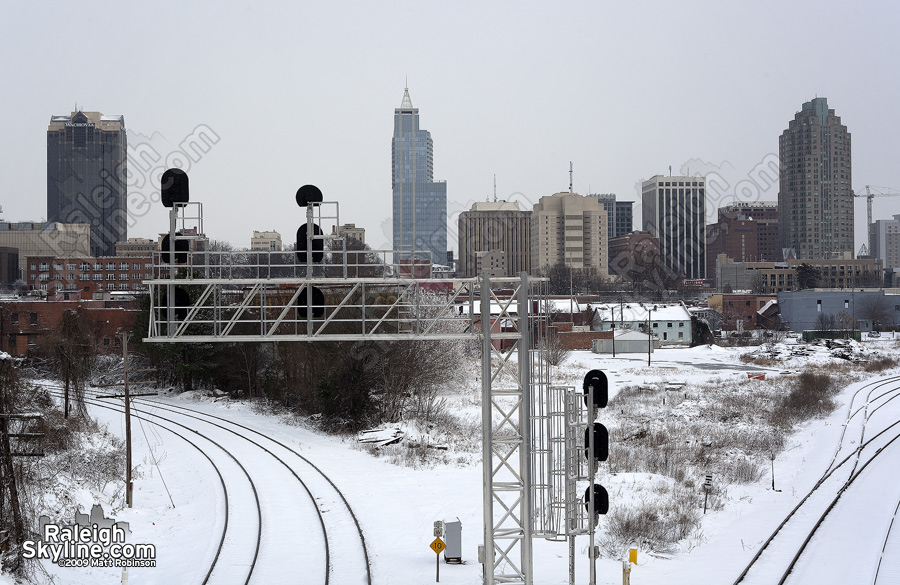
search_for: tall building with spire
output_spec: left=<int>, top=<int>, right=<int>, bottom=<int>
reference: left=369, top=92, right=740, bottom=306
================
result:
left=778, top=97, right=853, bottom=260
left=47, top=110, right=127, bottom=257
left=391, top=87, right=447, bottom=264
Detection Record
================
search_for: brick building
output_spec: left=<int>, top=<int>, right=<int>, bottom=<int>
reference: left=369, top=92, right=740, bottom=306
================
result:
left=0, top=296, right=141, bottom=356
left=24, top=256, right=153, bottom=295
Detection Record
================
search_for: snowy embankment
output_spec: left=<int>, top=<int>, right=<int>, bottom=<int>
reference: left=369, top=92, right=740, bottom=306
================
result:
left=15, top=337, right=900, bottom=584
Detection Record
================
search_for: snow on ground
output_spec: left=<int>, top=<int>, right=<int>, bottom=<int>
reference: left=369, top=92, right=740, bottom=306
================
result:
left=16, top=337, right=900, bottom=584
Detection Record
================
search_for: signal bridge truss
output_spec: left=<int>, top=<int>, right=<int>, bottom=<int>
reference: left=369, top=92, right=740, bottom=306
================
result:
left=145, top=199, right=586, bottom=585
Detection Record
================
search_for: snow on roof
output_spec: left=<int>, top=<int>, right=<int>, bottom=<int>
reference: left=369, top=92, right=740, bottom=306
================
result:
left=469, top=300, right=518, bottom=315
left=593, top=302, right=691, bottom=322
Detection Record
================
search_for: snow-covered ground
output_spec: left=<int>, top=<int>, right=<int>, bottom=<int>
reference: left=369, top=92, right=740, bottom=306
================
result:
left=12, top=338, right=900, bottom=584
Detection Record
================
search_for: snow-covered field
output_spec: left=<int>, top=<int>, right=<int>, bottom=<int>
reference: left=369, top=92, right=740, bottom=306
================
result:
left=8, top=336, right=900, bottom=584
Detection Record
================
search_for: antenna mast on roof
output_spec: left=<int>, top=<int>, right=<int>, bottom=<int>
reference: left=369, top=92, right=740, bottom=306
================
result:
left=569, top=162, right=573, bottom=193
left=493, top=174, right=497, bottom=202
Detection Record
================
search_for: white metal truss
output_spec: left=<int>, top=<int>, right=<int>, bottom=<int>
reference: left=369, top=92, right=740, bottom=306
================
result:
left=145, top=200, right=551, bottom=584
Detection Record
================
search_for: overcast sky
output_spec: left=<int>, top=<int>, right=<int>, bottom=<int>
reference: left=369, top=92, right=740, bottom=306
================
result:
left=1, top=1, right=898, bottom=254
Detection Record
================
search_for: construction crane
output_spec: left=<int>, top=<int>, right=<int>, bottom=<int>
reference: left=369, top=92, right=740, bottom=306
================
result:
left=853, top=185, right=900, bottom=255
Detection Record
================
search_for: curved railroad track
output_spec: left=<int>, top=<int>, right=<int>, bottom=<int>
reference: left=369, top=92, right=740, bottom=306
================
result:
left=48, top=381, right=372, bottom=585
left=732, top=375, right=900, bottom=585
left=42, top=385, right=262, bottom=585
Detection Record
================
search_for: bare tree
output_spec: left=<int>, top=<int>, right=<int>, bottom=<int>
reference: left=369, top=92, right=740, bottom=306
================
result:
left=859, top=295, right=892, bottom=329
left=40, top=310, right=96, bottom=418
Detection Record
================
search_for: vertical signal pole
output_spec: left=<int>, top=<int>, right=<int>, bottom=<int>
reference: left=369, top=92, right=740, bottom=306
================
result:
left=588, top=381, right=596, bottom=585
left=121, top=330, right=133, bottom=507
left=167, top=206, right=176, bottom=337
left=480, top=274, right=493, bottom=585
left=518, top=273, right=533, bottom=582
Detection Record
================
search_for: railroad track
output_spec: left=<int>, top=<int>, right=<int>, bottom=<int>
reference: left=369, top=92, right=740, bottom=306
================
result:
left=732, top=375, right=900, bottom=585
left=42, top=385, right=261, bottom=585
left=42, top=383, right=372, bottom=584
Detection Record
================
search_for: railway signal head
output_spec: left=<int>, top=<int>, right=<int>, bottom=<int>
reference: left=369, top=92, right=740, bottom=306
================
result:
left=582, top=369, right=608, bottom=408
left=584, top=422, right=609, bottom=462
left=161, top=168, right=189, bottom=207
left=584, top=484, right=609, bottom=522
left=295, top=184, right=325, bottom=264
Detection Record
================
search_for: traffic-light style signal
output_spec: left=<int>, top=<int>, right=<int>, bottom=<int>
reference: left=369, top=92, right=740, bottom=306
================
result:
left=161, top=168, right=189, bottom=207
left=160, top=234, right=189, bottom=264
left=582, top=369, right=608, bottom=408
left=582, top=368, right=610, bottom=524
left=297, top=286, right=325, bottom=319
left=584, top=422, right=609, bottom=462
left=161, top=287, right=190, bottom=321
left=584, top=484, right=609, bottom=516
left=296, top=184, right=325, bottom=264
left=295, top=184, right=323, bottom=207
left=296, top=223, right=324, bottom=264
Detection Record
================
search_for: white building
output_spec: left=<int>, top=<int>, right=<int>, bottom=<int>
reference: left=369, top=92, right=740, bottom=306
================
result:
left=592, top=301, right=693, bottom=345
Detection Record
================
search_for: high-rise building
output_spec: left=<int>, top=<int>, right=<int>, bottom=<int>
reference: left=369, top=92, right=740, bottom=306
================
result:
left=531, top=192, right=607, bottom=275
left=705, top=201, right=780, bottom=287
left=872, top=214, right=900, bottom=270
left=457, top=201, right=531, bottom=277
left=778, top=98, right=853, bottom=260
left=641, top=175, right=706, bottom=280
left=594, top=194, right=634, bottom=240
left=47, top=111, right=127, bottom=257
left=391, top=88, right=447, bottom=264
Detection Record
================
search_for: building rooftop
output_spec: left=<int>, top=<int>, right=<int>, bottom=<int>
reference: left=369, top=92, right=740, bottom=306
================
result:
left=469, top=201, right=523, bottom=212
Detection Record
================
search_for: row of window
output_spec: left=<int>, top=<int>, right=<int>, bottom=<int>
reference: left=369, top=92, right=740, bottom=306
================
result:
left=32, top=262, right=152, bottom=271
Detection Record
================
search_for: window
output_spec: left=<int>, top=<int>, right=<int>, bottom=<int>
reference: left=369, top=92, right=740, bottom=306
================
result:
left=66, top=263, right=76, bottom=270
left=133, top=263, right=141, bottom=270
left=28, top=334, right=36, bottom=346
left=667, top=322, right=673, bottom=328
left=119, top=283, right=128, bottom=290
left=679, top=322, right=684, bottom=327
left=7, top=334, right=15, bottom=348
left=119, top=262, right=129, bottom=270
left=106, top=263, right=115, bottom=270
left=817, top=300, right=822, bottom=312
left=10, top=313, right=18, bottom=325
left=29, top=312, right=37, bottom=326
left=103, top=338, right=110, bottom=348
left=107, top=274, right=116, bottom=281
left=93, top=274, right=102, bottom=281
left=80, top=262, right=90, bottom=271
left=844, top=300, right=849, bottom=309
left=678, top=332, right=684, bottom=339
left=54, top=264, right=63, bottom=271
left=119, top=273, right=129, bottom=280
left=93, top=263, right=102, bottom=271
left=30, top=263, right=36, bottom=271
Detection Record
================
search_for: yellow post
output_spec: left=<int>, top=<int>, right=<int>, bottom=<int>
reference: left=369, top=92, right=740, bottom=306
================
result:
left=628, top=547, right=638, bottom=564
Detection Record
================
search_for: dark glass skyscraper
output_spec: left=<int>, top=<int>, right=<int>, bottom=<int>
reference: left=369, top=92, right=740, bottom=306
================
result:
left=47, top=110, right=127, bottom=257
left=392, top=88, right=447, bottom=263
left=778, top=98, right=852, bottom=260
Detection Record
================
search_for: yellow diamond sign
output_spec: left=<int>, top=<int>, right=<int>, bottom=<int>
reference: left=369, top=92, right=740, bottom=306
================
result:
left=430, top=537, right=446, bottom=554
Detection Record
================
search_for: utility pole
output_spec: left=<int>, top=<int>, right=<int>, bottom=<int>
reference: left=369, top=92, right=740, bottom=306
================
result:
left=647, top=307, right=652, bottom=366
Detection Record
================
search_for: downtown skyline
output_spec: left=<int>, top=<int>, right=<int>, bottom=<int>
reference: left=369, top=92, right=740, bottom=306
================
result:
left=1, top=2, right=899, bottom=255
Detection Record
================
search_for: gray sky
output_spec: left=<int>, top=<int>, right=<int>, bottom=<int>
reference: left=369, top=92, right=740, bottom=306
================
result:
left=2, top=1, right=899, bottom=254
